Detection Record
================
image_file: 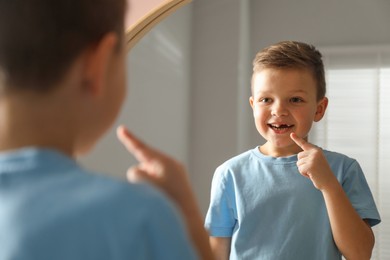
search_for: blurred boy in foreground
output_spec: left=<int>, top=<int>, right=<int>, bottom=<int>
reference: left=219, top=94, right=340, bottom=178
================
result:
left=0, top=0, right=212, bottom=259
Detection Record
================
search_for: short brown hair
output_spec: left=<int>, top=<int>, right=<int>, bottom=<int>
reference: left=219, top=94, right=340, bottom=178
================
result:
left=252, top=41, right=326, bottom=100
left=0, top=0, right=126, bottom=92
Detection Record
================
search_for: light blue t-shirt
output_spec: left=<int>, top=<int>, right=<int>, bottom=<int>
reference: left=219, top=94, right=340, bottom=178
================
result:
left=205, top=147, right=381, bottom=260
left=0, top=148, right=197, bottom=260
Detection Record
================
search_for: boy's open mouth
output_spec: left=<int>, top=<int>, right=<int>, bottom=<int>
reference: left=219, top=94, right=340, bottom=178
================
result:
left=268, top=124, right=294, bottom=131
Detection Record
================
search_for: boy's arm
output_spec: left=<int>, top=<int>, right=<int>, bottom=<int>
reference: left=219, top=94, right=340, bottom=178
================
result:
left=290, top=133, right=375, bottom=259
left=210, top=237, right=231, bottom=260
left=117, top=126, right=214, bottom=260
left=322, top=182, right=374, bottom=259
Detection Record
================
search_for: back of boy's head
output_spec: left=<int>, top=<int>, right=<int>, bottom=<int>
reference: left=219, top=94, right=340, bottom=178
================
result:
left=252, top=41, right=326, bottom=100
left=0, top=0, right=126, bottom=93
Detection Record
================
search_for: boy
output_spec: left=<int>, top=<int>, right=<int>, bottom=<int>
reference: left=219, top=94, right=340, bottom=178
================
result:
left=205, top=41, right=381, bottom=259
left=0, top=0, right=212, bottom=259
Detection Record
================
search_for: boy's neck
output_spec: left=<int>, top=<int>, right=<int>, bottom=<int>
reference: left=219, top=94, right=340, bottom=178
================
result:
left=259, top=142, right=302, bottom=158
left=0, top=90, right=81, bottom=157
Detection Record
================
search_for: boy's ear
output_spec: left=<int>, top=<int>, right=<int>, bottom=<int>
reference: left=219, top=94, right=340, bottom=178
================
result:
left=249, top=96, right=254, bottom=108
left=82, top=32, right=119, bottom=96
left=314, top=97, right=328, bottom=122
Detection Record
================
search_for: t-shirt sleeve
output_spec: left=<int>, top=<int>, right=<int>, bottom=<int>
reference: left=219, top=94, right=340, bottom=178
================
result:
left=342, top=160, right=381, bottom=227
left=146, top=196, right=198, bottom=260
left=205, top=166, right=237, bottom=237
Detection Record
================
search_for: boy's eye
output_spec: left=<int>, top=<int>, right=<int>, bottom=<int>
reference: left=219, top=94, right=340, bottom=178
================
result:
left=290, top=97, right=303, bottom=103
left=260, top=98, right=272, bottom=103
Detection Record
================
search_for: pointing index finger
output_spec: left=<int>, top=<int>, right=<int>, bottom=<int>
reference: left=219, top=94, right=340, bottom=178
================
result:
left=116, top=125, right=154, bottom=163
left=290, top=132, right=311, bottom=151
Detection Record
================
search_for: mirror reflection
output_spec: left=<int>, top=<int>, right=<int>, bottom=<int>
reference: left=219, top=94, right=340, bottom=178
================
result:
left=81, top=0, right=390, bottom=258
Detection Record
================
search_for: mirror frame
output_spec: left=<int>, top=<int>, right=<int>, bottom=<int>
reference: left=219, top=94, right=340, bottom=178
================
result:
left=125, top=0, right=192, bottom=51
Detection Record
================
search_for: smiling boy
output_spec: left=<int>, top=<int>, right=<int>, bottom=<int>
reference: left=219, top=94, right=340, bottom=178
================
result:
left=205, top=41, right=381, bottom=259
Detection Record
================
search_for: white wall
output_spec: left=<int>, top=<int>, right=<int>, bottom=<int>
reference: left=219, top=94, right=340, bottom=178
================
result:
left=189, top=0, right=245, bottom=214
left=250, top=0, right=390, bottom=49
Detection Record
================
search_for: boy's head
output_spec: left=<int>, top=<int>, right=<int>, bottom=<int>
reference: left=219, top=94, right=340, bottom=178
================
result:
left=252, top=41, right=326, bottom=101
left=0, top=0, right=126, bottom=92
left=0, top=0, right=128, bottom=156
left=250, top=41, right=328, bottom=156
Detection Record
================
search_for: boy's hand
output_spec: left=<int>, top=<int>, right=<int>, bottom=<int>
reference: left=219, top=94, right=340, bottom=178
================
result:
left=117, top=125, right=215, bottom=260
left=116, top=125, right=192, bottom=207
left=290, top=133, right=337, bottom=191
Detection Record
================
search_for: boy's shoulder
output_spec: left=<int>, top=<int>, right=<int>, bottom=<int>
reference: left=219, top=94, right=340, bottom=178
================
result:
left=319, top=149, right=363, bottom=180
left=321, top=148, right=358, bottom=167
left=77, top=169, right=171, bottom=211
left=56, top=159, right=177, bottom=220
left=0, top=147, right=176, bottom=220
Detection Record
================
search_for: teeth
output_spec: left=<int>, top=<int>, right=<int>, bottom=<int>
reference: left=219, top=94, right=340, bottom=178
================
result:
left=269, top=124, right=293, bottom=130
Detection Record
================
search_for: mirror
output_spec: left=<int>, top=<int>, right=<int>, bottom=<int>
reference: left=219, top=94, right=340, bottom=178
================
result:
left=83, top=0, right=390, bottom=213
left=81, top=1, right=389, bottom=256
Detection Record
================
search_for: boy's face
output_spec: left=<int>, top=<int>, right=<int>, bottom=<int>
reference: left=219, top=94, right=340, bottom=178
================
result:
left=250, top=68, right=327, bottom=156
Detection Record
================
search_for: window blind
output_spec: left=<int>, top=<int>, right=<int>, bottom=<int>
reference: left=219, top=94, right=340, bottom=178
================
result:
left=310, top=47, right=390, bottom=259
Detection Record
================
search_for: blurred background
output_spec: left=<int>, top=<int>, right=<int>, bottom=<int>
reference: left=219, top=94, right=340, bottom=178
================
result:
left=80, top=0, right=390, bottom=258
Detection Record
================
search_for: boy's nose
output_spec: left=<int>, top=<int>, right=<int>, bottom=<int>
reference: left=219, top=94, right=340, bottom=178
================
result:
left=271, top=102, right=288, bottom=117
